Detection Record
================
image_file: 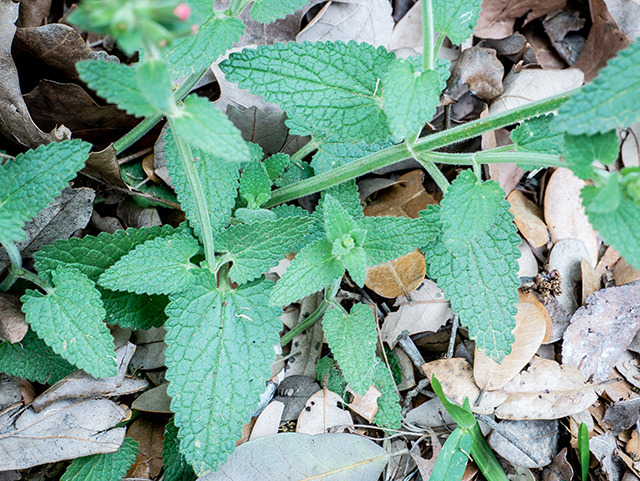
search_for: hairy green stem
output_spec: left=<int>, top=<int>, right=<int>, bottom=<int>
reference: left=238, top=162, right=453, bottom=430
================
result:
left=228, top=0, right=252, bottom=16
left=425, top=150, right=565, bottom=167
left=3, top=242, right=22, bottom=270
left=265, top=91, right=575, bottom=206
left=422, top=0, right=435, bottom=71
left=169, top=122, right=216, bottom=266
left=289, top=139, right=320, bottom=164
left=408, top=140, right=450, bottom=193
left=433, top=34, right=445, bottom=62
left=9, top=265, right=52, bottom=294
left=113, top=65, right=210, bottom=154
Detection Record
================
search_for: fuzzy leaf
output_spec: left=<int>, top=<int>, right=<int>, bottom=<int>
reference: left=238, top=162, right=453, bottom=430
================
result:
left=163, top=129, right=240, bottom=238
left=426, top=205, right=520, bottom=361
left=137, top=59, right=175, bottom=113
left=220, top=41, right=394, bottom=143
left=251, top=0, right=309, bottom=23
left=323, top=304, right=379, bottom=395
left=0, top=329, right=76, bottom=384
left=269, top=238, right=344, bottom=306
left=264, top=153, right=290, bottom=180
left=171, top=94, right=250, bottom=162
left=316, top=357, right=348, bottom=398
left=323, top=195, right=358, bottom=243
left=563, top=131, right=620, bottom=180
left=165, top=272, right=281, bottom=474
left=433, top=0, right=482, bottom=45
left=382, top=58, right=442, bottom=141
left=163, top=16, right=244, bottom=81
left=371, top=362, right=402, bottom=429
left=60, top=437, right=138, bottom=481
left=101, top=290, right=168, bottom=330
left=511, top=114, right=564, bottom=155
left=582, top=186, right=640, bottom=269
left=311, top=137, right=392, bottom=175
left=0, top=140, right=91, bottom=244
left=163, top=418, right=197, bottom=481
left=21, top=266, right=117, bottom=378
left=240, top=162, right=271, bottom=208
left=76, top=60, right=156, bottom=117
left=554, top=41, right=640, bottom=134
left=98, top=232, right=201, bottom=295
left=216, top=216, right=313, bottom=284
left=361, top=216, right=436, bottom=266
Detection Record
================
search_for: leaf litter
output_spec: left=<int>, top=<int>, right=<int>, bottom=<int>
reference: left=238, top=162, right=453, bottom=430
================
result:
left=2, top=0, right=640, bottom=480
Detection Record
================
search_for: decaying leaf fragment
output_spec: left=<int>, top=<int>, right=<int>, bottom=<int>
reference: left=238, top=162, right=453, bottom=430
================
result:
left=296, top=390, right=354, bottom=435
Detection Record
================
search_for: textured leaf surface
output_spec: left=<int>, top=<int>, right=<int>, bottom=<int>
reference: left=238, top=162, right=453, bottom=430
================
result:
left=98, top=233, right=201, bottom=295
left=137, top=59, right=175, bottom=113
left=165, top=272, right=281, bottom=474
left=323, top=304, right=379, bottom=395
left=371, top=362, right=402, bottom=429
left=426, top=205, right=520, bottom=361
left=0, top=140, right=91, bottom=244
left=239, top=162, right=271, bottom=208
left=163, top=17, right=244, bottom=81
left=361, top=216, right=436, bottom=266
left=220, top=41, right=394, bottom=142
left=163, top=418, right=197, bottom=481
left=76, top=60, right=156, bottom=117
left=554, top=41, right=640, bottom=134
left=270, top=239, right=344, bottom=306
left=563, top=131, right=620, bottom=180
left=433, top=0, right=482, bottom=44
left=511, top=114, right=564, bottom=155
left=217, top=216, right=313, bottom=284
left=251, top=0, right=309, bottom=23
left=163, top=129, right=240, bottom=239
left=34, top=225, right=177, bottom=281
left=582, top=186, right=640, bottom=269
left=60, top=437, right=138, bottom=481
left=311, top=137, right=392, bottom=174
left=171, top=95, right=250, bottom=162
left=0, top=329, right=76, bottom=384
left=382, top=58, right=442, bottom=141
left=101, top=290, right=168, bottom=330
left=21, top=266, right=117, bottom=377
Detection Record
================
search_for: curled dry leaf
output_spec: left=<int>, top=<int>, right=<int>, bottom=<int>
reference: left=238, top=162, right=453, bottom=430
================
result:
left=475, top=0, right=568, bottom=39
left=363, top=170, right=437, bottom=218
left=614, top=257, right=640, bottom=285
left=548, top=238, right=590, bottom=315
left=447, top=46, right=504, bottom=102
left=518, top=238, right=538, bottom=278
left=507, top=190, right=549, bottom=248
left=581, top=257, right=600, bottom=303
left=562, top=282, right=640, bottom=381
left=393, top=347, right=416, bottom=390
left=381, top=279, right=452, bottom=348
left=347, top=385, right=380, bottom=422
left=0, top=295, right=28, bottom=343
left=615, top=351, right=640, bottom=390
left=296, top=390, right=354, bottom=435
left=474, top=291, right=552, bottom=391
left=596, top=246, right=621, bottom=279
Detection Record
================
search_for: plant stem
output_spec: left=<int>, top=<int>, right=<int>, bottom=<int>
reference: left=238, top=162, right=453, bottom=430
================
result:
left=9, top=265, right=52, bottom=294
left=289, top=139, right=320, bottom=164
left=408, top=140, right=450, bottom=193
left=113, top=65, right=210, bottom=154
left=228, top=0, right=252, bottom=16
left=424, top=150, right=565, bottom=167
left=3, top=242, right=22, bottom=270
left=422, top=0, right=435, bottom=71
left=169, top=122, right=216, bottom=267
left=265, top=90, right=575, bottom=206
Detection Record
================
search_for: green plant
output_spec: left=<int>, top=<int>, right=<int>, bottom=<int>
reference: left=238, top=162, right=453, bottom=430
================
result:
left=578, top=422, right=590, bottom=481
left=1, top=0, right=640, bottom=476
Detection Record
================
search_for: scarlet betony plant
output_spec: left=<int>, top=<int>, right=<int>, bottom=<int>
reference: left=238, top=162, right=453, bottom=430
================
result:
left=1, top=0, right=639, bottom=477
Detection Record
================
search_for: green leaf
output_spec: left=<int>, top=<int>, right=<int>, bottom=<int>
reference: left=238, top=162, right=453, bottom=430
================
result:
left=323, top=304, right=379, bottom=395
left=165, top=272, right=281, bottom=474
left=76, top=60, right=156, bottom=117
left=136, top=59, right=175, bottom=113
left=0, top=140, right=91, bottom=244
left=163, top=16, right=244, bottom=81
left=34, top=225, right=178, bottom=282
left=426, top=204, right=520, bottom=362
left=220, top=41, right=394, bottom=143
left=323, top=195, right=358, bottom=243
left=101, top=289, right=168, bottom=330
left=316, top=357, right=348, bottom=398
left=163, top=418, right=197, bottom=481
left=269, top=238, right=344, bottom=306
left=341, top=246, right=367, bottom=286
left=511, top=114, right=564, bottom=157
left=0, top=329, right=76, bottom=384
left=563, top=130, right=620, bottom=180
left=240, top=162, right=272, bottom=208
left=554, top=40, right=640, bottom=135
left=171, top=94, right=250, bottom=162
left=382, top=58, right=442, bottom=141
left=361, top=216, right=436, bottom=266
left=21, top=266, right=117, bottom=378
left=578, top=422, right=590, bottom=481
left=60, top=437, right=138, bottom=481
left=98, top=232, right=201, bottom=295
left=217, top=216, right=313, bottom=284
left=251, top=0, right=309, bottom=23
left=440, top=170, right=504, bottom=250
left=274, top=158, right=313, bottom=187
left=433, top=0, right=482, bottom=45
left=582, top=185, right=640, bottom=269
left=371, top=362, right=402, bottom=429
left=430, top=428, right=473, bottom=481
left=584, top=174, right=623, bottom=215
left=163, top=129, right=240, bottom=238
left=235, top=207, right=277, bottom=224
left=264, top=153, right=290, bottom=180
left=431, top=376, right=476, bottom=429
left=311, top=137, right=392, bottom=175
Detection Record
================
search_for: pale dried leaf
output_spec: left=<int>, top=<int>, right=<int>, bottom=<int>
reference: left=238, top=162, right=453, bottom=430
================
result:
left=562, top=283, right=640, bottom=381
left=405, top=396, right=455, bottom=430
left=489, top=419, right=559, bottom=468
left=596, top=246, right=621, bottom=279
left=411, top=431, right=441, bottom=481
left=507, top=190, right=549, bottom=248
left=381, top=279, right=452, bottom=348
left=581, top=257, right=600, bottom=303
left=474, top=291, right=551, bottom=391
left=621, top=124, right=640, bottom=168
left=517, top=238, right=538, bottom=278
left=296, top=390, right=353, bottom=435
left=131, top=383, right=172, bottom=413
left=605, top=0, right=640, bottom=40
left=616, top=351, right=640, bottom=389
left=346, top=385, right=380, bottom=422
left=548, top=238, right=590, bottom=314
left=448, top=46, right=504, bottom=102
left=84, top=144, right=130, bottom=189
left=363, top=170, right=436, bottom=218
left=130, top=327, right=166, bottom=371
left=614, top=257, right=640, bottom=285
left=540, top=294, right=571, bottom=344
left=364, top=250, right=426, bottom=299
left=250, top=401, right=284, bottom=441
left=286, top=292, right=323, bottom=378
left=393, top=347, right=415, bottom=390
left=0, top=295, right=28, bottom=343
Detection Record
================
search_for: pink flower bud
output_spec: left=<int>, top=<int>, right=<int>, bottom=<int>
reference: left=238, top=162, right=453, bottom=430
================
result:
left=173, top=3, right=191, bottom=21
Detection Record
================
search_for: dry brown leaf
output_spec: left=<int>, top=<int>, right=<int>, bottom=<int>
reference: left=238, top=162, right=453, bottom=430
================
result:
left=614, top=257, right=640, bottom=285
left=474, top=291, right=552, bottom=391
left=489, top=419, right=559, bottom=467
left=296, top=390, right=353, bottom=435
left=581, top=257, right=600, bottom=303
left=548, top=239, right=589, bottom=314
left=393, top=347, right=415, bottom=390
left=363, top=170, right=436, bottom=218
left=346, top=385, right=380, bottom=422
left=627, top=430, right=640, bottom=459
left=389, top=0, right=422, bottom=52
left=475, top=0, right=568, bottom=39
left=131, top=383, right=172, bottom=414
left=616, top=351, right=640, bottom=390
left=542, top=9, right=586, bottom=65
left=448, top=46, right=504, bottom=102
left=517, top=239, right=538, bottom=278
left=562, top=283, right=640, bottom=381
left=0, top=295, right=28, bottom=343
left=545, top=168, right=599, bottom=266
left=507, top=190, right=549, bottom=248
left=125, top=418, right=164, bottom=479
left=411, top=431, right=441, bottom=481
left=364, top=250, right=426, bottom=299
left=381, top=279, right=452, bottom=348
left=596, top=246, right=621, bottom=279
left=250, top=401, right=285, bottom=441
